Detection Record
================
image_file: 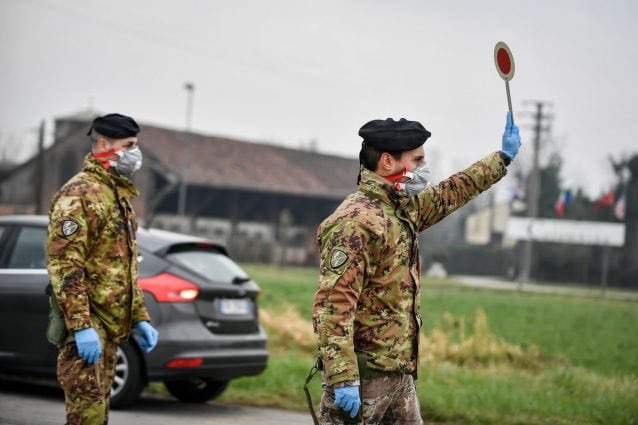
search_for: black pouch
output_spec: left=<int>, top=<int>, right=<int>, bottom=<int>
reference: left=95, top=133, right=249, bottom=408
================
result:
left=339, top=407, right=363, bottom=424
left=45, top=283, right=67, bottom=346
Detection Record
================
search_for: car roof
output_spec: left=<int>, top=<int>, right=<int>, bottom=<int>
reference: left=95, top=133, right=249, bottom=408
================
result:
left=0, top=214, right=228, bottom=255
left=0, top=215, right=49, bottom=226
left=138, top=227, right=228, bottom=255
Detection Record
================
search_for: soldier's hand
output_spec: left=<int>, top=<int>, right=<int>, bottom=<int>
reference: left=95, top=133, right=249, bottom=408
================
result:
left=501, top=111, right=521, bottom=160
left=74, top=327, right=102, bottom=364
left=334, top=385, right=360, bottom=418
left=135, top=321, right=158, bottom=352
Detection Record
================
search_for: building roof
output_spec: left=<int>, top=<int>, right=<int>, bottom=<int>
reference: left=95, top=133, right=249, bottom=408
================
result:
left=141, top=125, right=360, bottom=199
left=1, top=117, right=361, bottom=201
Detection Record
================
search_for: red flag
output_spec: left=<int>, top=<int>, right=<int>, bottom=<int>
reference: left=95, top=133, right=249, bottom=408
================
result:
left=594, top=190, right=614, bottom=211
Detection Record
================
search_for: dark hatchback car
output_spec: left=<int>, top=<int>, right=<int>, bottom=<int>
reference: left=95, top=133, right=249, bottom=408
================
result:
left=0, top=215, right=267, bottom=407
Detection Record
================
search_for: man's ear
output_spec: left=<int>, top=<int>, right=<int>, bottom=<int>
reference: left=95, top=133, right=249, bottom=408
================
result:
left=100, top=137, right=114, bottom=151
left=378, top=152, right=395, bottom=175
left=93, top=137, right=110, bottom=154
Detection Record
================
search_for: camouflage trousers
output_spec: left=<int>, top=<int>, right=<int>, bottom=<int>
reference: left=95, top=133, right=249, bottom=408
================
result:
left=57, top=320, right=118, bottom=425
left=318, top=374, right=423, bottom=425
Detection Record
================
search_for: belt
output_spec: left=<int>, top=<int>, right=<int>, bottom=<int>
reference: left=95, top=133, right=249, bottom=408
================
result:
left=361, top=367, right=398, bottom=380
left=356, top=352, right=407, bottom=380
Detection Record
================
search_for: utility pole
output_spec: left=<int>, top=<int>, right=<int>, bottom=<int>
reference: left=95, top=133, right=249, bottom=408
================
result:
left=34, top=120, right=45, bottom=214
left=519, top=100, right=552, bottom=287
left=177, top=82, right=195, bottom=218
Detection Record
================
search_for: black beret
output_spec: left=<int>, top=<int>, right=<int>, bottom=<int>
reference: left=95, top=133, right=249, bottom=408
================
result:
left=359, top=118, right=431, bottom=152
left=87, top=113, right=140, bottom=139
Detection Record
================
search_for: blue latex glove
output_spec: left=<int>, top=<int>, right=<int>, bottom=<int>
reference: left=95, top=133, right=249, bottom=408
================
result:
left=135, top=321, right=158, bottom=352
left=334, top=385, right=360, bottom=418
left=501, top=111, right=521, bottom=160
left=74, top=327, right=101, bottom=365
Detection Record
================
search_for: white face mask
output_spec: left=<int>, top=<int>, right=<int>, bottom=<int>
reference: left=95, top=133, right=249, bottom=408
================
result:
left=396, top=164, right=432, bottom=196
left=110, top=147, right=143, bottom=177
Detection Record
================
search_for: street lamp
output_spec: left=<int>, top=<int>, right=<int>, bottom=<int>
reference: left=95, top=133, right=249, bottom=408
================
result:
left=177, top=82, right=195, bottom=218
left=183, top=82, right=194, bottom=130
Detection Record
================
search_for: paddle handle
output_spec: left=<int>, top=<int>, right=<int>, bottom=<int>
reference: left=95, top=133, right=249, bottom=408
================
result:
left=505, top=80, right=514, bottom=125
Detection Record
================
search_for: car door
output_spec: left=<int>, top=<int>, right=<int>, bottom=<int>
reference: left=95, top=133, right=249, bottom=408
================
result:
left=0, top=223, right=57, bottom=373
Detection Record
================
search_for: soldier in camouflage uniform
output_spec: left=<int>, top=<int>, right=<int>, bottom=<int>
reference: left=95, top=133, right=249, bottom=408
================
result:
left=47, top=113, right=159, bottom=425
left=312, top=113, right=521, bottom=424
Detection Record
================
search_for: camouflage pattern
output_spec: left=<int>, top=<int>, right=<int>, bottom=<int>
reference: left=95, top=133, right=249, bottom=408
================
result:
left=313, top=152, right=507, bottom=385
left=47, top=153, right=150, bottom=343
left=57, top=316, right=118, bottom=425
left=48, top=153, right=150, bottom=423
left=318, top=374, right=423, bottom=425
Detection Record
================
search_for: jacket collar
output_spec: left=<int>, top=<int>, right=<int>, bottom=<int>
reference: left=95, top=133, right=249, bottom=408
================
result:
left=358, top=168, right=410, bottom=208
left=83, top=154, right=139, bottom=200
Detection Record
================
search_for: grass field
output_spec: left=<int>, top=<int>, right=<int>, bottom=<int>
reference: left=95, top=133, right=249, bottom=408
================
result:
left=214, top=264, right=638, bottom=424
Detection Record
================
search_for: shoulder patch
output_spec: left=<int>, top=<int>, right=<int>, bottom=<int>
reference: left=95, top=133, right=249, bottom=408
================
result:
left=330, top=248, right=348, bottom=269
left=62, top=220, right=79, bottom=237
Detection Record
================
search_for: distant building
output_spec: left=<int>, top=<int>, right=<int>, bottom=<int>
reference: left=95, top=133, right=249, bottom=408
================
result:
left=0, top=160, right=16, bottom=181
left=0, top=113, right=360, bottom=264
left=464, top=203, right=511, bottom=245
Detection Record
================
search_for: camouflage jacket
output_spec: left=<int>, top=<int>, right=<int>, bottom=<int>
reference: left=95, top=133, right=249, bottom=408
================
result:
left=312, top=152, right=507, bottom=385
left=47, top=154, right=150, bottom=343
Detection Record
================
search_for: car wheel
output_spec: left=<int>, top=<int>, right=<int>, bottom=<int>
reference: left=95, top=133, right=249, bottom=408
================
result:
left=164, top=378, right=229, bottom=403
left=110, top=343, right=144, bottom=409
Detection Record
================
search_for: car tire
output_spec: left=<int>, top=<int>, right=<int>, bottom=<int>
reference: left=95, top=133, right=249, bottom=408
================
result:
left=110, top=343, right=145, bottom=409
left=164, top=378, right=229, bottom=403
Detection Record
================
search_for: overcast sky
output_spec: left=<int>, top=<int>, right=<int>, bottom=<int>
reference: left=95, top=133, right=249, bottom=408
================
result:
left=1, top=0, right=637, bottom=200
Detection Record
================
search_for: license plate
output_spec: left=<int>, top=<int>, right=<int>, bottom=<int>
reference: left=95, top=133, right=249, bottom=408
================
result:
left=219, top=298, right=250, bottom=315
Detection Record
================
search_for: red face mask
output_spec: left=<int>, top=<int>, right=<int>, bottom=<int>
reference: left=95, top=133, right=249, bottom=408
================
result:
left=92, top=149, right=120, bottom=169
left=386, top=168, right=409, bottom=183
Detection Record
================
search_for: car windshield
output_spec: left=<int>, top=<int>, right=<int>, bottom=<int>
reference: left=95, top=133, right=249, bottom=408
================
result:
left=165, top=249, right=249, bottom=283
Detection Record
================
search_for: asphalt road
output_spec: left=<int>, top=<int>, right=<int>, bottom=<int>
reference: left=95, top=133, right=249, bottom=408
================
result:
left=452, top=274, right=638, bottom=301
left=0, top=377, right=313, bottom=425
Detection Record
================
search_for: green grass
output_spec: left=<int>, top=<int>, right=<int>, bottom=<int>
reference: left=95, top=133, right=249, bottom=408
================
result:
left=219, top=352, right=324, bottom=411
left=214, top=264, right=638, bottom=424
left=245, top=264, right=638, bottom=376
left=419, top=365, right=638, bottom=424
left=247, top=263, right=319, bottom=319
left=422, top=284, right=638, bottom=376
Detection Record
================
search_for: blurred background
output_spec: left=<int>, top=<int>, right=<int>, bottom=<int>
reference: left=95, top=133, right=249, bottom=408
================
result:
left=1, top=0, right=637, bottom=288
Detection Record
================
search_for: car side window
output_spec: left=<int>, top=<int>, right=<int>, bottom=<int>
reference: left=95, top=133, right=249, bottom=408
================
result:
left=8, top=226, right=47, bottom=269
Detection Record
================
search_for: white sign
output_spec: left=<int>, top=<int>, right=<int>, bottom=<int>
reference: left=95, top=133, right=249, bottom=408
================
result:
left=505, top=217, right=625, bottom=247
